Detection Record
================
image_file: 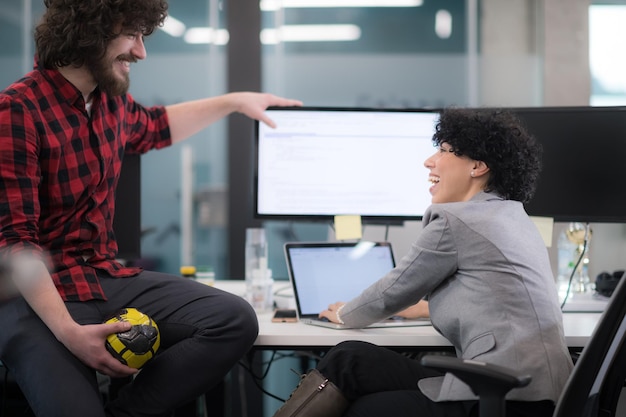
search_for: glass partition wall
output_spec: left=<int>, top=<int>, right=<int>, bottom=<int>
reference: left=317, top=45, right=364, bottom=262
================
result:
left=131, top=1, right=229, bottom=278
left=261, top=1, right=470, bottom=108
left=254, top=0, right=545, bottom=280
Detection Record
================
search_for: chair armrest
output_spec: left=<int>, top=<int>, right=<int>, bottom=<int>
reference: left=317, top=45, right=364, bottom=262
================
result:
left=420, top=355, right=531, bottom=398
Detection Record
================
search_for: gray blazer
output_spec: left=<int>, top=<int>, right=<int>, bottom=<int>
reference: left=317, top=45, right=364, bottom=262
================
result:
left=340, top=191, right=574, bottom=403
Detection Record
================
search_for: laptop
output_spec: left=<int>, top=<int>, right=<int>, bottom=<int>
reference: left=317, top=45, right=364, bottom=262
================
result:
left=284, top=241, right=431, bottom=329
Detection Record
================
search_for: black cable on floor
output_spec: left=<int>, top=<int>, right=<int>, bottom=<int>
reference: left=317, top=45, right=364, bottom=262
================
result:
left=238, top=350, right=312, bottom=403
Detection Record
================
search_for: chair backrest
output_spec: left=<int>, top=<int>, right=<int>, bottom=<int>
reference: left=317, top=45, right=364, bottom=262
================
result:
left=554, top=275, right=626, bottom=417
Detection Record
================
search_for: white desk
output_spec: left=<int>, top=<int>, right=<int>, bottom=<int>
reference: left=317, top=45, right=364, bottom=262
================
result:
left=208, top=280, right=602, bottom=350
left=254, top=309, right=600, bottom=350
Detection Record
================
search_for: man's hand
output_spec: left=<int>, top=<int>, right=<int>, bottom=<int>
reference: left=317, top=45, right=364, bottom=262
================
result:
left=232, top=92, right=303, bottom=128
left=8, top=255, right=137, bottom=377
left=57, top=321, right=138, bottom=378
left=166, top=92, right=303, bottom=144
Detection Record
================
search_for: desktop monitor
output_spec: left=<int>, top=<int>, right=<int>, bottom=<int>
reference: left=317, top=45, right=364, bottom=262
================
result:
left=254, top=107, right=440, bottom=223
left=255, top=106, right=626, bottom=225
left=515, top=106, right=626, bottom=223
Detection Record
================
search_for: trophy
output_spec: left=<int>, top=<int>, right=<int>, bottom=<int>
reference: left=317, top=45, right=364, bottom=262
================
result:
left=565, top=222, right=592, bottom=293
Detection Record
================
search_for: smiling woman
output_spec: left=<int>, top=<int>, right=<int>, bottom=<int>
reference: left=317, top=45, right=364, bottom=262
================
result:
left=430, top=108, right=542, bottom=204
left=273, top=107, right=568, bottom=417
left=424, top=142, right=487, bottom=205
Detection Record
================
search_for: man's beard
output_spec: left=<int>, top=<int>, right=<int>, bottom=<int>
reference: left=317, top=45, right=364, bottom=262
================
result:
left=88, top=54, right=133, bottom=96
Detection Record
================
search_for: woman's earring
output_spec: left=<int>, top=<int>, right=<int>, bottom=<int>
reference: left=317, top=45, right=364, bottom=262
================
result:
left=470, top=171, right=475, bottom=177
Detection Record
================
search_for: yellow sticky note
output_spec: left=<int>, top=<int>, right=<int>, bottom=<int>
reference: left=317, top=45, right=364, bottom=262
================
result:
left=334, top=215, right=362, bottom=240
left=530, top=216, right=554, bottom=247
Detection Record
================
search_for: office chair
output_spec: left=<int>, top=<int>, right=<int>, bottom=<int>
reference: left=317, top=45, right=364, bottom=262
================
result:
left=421, top=274, right=626, bottom=417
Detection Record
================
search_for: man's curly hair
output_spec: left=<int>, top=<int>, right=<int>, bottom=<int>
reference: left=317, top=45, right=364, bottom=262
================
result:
left=35, top=0, right=168, bottom=69
left=432, top=108, right=542, bottom=203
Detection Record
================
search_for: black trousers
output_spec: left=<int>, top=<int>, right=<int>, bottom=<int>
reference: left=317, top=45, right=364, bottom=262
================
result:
left=0, top=271, right=259, bottom=417
left=316, top=341, right=555, bottom=417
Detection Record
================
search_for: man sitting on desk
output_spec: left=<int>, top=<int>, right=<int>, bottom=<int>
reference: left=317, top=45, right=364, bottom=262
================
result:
left=273, top=108, right=573, bottom=417
left=0, top=0, right=301, bottom=416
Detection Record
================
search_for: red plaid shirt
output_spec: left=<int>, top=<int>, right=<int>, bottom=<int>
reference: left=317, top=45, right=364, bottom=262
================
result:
left=0, top=62, right=172, bottom=301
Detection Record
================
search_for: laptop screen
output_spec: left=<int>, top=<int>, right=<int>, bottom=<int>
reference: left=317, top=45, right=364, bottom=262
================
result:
left=285, top=242, right=395, bottom=317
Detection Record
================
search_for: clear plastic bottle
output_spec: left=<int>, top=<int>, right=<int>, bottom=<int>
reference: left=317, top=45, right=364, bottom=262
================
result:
left=244, top=228, right=273, bottom=312
left=245, top=228, right=268, bottom=281
left=247, top=268, right=274, bottom=313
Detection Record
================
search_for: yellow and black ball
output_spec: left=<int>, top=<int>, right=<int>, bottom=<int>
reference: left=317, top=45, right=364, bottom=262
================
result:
left=105, top=308, right=160, bottom=369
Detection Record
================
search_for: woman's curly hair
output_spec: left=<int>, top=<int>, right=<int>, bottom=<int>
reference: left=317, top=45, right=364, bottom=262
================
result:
left=35, top=0, right=168, bottom=69
left=432, top=108, right=542, bottom=203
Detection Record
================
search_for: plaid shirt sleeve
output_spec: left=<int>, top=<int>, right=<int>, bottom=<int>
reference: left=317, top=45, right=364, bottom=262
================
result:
left=0, top=94, right=41, bottom=253
left=0, top=68, right=172, bottom=301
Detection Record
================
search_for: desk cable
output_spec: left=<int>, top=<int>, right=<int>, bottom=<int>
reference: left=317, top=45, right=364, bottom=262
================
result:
left=560, top=223, right=590, bottom=311
left=238, top=349, right=323, bottom=404
left=238, top=350, right=289, bottom=403
left=272, top=282, right=295, bottom=312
